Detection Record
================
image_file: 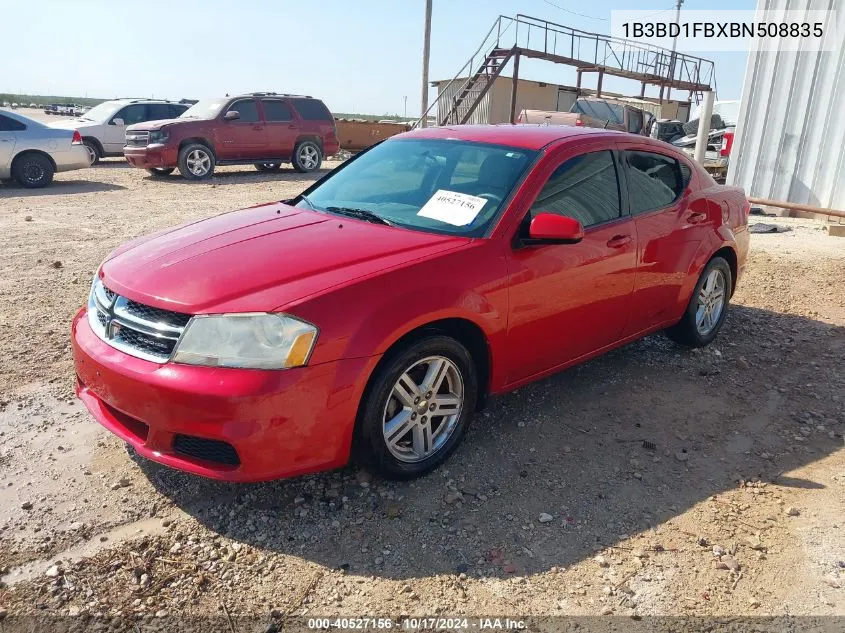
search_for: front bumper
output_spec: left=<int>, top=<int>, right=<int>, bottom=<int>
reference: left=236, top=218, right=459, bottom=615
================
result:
left=123, top=145, right=178, bottom=170
left=72, top=309, right=375, bottom=482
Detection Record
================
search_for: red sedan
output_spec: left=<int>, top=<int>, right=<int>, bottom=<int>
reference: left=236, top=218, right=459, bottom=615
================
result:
left=72, top=125, right=749, bottom=481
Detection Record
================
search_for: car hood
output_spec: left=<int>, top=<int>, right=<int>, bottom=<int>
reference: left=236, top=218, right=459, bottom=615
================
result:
left=127, top=118, right=193, bottom=132
left=49, top=118, right=97, bottom=130
left=100, top=202, right=471, bottom=314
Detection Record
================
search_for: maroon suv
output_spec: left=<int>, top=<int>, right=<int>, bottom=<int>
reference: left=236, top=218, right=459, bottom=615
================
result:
left=123, top=93, right=339, bottom=180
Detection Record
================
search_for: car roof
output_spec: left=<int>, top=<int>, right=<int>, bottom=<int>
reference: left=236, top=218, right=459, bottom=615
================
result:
left=395, top=124, right=628, bottom=150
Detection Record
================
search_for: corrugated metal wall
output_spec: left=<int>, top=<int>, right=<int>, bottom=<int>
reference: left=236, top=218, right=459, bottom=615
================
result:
left=727, top=0, right=845, bottom=209
left=434, top=79, right=491, bottom=125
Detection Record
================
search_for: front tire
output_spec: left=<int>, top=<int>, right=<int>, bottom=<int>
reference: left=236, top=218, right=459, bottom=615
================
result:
left=291, top=140, right=322, bottom=173
left=178, top=143, right=215, bottom=180
left=354, top=336, right=478, bottom=479
left=665, top=256, right=732, bottom=347
left=12, top=153, right=54, bottom=188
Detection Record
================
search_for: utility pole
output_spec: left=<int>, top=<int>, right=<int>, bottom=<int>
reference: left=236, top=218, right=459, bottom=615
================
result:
left=420, top=0, right=432, bottom=127
left=666, top=0, right=683, bottom=101
left=404, top=95, right=408, bottom=119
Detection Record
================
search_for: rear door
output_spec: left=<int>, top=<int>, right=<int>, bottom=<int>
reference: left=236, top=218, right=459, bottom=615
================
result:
left=618, top=145, right=701, bottom=335
left=0, top=114, right=21, bottom=173
left=260, top=99, right=298, bottom=160
left=218, top=98, right=267, bottom=160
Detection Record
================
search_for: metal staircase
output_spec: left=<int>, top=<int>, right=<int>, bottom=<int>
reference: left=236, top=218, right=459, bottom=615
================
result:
left=414, top=14, right=716, bottom=129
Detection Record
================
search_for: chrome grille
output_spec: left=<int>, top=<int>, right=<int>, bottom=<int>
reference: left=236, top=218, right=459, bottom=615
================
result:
left=124, top=131, right=150, bottom=148
left=87, top=278, right=191, bottom=363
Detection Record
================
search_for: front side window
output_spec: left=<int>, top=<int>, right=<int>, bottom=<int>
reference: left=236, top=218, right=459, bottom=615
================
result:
left=114, top=104, right=147, bottom=125
left=529, top=150, right=621, bottom=227
left=294, top=138, right=537, bottom=237
left=226, top=99, right=259, bottom=123
left=626, top=151, right=684, bottom=214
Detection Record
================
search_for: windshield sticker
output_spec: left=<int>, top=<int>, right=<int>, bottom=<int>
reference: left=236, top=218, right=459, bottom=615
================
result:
left=417, top=190, right=487, bottom=227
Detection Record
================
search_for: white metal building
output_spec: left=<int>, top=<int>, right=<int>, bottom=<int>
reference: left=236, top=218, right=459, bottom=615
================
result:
left=728, top=0, right=845, bottom=210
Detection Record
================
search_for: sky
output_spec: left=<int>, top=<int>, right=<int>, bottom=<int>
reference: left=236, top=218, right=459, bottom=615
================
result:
left=3, top=0, right=756, bottom=116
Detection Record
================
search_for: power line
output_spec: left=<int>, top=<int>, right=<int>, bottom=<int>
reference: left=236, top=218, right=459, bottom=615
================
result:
left=541, top=0, right=607, bottom=21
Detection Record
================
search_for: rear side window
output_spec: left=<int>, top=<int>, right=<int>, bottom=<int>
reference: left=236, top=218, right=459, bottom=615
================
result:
left=227, top=99, right=259, bottom=123
left=262, top=100, right=293, bottom=122
left=628, top=109, right=643, bottom=134
left=0, top=114, right=26, bottom=131
left=290, top=98, right=333, bottom=121
left=626, top=151, right=683, bottom=214
left=530, top=150, right=621, bottom=227
left=147, top=104, right=172, bottom=120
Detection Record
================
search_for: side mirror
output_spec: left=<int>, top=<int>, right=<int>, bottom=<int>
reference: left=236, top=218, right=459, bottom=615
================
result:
left=111, top=117, right=125, bottom=126
left=526, top=213, right=584, bottom=244
left=223, top=110, right=240, bottom=121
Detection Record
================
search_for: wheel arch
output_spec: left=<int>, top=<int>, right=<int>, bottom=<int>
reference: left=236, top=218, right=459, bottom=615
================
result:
left=11, top=149, right=57, bottom=173
left=81, top=136, right=104, bottom=157
left=712, top=245, right=738, bottom=295
left=295, top=135, right=324, bottom=155
left=178, top=137, right=216, bottom=156
left=358, top=317, right=493, bottom=417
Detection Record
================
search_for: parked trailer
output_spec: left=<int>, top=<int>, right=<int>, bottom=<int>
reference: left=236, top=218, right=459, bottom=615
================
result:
left=334, top=119, right=410, bottom=152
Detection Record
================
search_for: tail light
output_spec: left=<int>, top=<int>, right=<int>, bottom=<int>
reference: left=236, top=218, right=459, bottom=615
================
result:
left=575, top=119, right=584, bottom=126
left=720, top=131, right=734, bottom=157
left=71, top=130, right=82, bottom=145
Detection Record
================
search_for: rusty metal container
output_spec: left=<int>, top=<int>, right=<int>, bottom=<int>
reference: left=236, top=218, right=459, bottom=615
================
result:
left=334, top=119, right=410, bottom=152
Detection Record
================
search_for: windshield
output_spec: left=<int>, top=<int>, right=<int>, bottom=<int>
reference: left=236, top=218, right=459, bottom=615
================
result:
left=76, top=101, right=120, bottom=121
left=180, top=99, right=227, bottom=119
left=571, top=100, right=624, bottom=124
left=294, top=139, right=537, bottom=237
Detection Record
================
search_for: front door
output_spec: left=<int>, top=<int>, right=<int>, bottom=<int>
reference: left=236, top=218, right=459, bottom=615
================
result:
left=218, top=98, right=267, bottom=160
left=105, top=104, right=147, bottom=154
left=260, top=99, right=298, bottom=161
left=506, top=147, right=638, bottom=383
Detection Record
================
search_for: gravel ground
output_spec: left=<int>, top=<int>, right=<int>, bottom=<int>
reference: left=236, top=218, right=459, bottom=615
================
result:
left=1, top=121, right=844, bottom=628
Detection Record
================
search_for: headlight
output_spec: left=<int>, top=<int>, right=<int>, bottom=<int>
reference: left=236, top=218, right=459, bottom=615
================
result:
left=172, top=313, right=318, bottom=369
left=149, top=130, right=169, bottom=145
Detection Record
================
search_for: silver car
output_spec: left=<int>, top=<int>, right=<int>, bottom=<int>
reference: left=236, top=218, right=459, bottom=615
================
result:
left=0, top=108, right=89, bottom=188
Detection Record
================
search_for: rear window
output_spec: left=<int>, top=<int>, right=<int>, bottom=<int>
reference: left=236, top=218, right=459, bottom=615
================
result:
left=291, top=98, right=333, bottom=121
left=0, top=114, right=26, bottom=131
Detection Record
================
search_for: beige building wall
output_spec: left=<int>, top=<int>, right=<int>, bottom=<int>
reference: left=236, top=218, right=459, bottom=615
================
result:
left=489, top=78, right=559, bottom=124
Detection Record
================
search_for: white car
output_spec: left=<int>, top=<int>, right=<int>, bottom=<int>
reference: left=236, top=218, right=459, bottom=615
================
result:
left=49, top=98, right=188, bottom=165
left=0, top=108, right=89, bottom=188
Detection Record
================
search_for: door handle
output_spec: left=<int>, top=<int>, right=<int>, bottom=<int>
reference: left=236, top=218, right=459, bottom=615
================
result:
left=606, top=234, right=632, bottom=248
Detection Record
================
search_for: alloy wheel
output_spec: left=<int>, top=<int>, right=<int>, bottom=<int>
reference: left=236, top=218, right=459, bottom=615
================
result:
left=695, top=268, right=726, bottom=335
left=186, top=149, right=211, bottom=176
left=84, top=144, right=97, bottom=165
left=298, top=145, right=319, bottom=170
left=382, top=356, right=464, bottom=463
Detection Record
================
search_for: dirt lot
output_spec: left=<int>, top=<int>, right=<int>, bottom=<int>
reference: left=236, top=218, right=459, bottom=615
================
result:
left=1, top=120, right=844, bottom=629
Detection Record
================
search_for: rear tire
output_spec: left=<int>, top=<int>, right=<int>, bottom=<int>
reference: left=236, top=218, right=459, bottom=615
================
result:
left=354, top=336, right=477, bottom=479
left=177, top=143, right=215, bottom=180
left=146, top=167, right=175, bottom=177
left=254, top=162, right=282, bottom=172
left=291, top=140, right=322, bottom=173
left=665, top=256, right=732, bottom=347
left=12, top=153, right=54, bottom=188
left=83, top=140, right=100, bottom=166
